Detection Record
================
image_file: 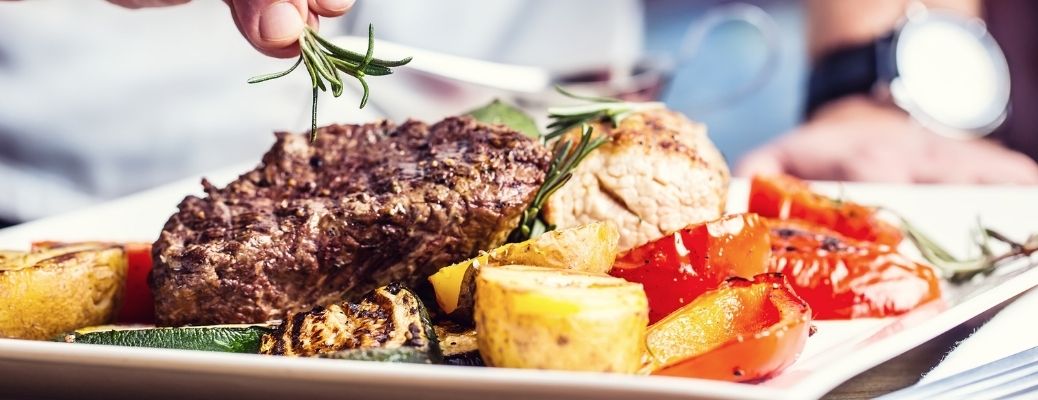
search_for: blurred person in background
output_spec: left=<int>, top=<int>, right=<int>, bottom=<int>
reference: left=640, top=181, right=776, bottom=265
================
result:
left=1, top=0, right=1035, bottom=229
left=736, top=0, right=1038, bottom=183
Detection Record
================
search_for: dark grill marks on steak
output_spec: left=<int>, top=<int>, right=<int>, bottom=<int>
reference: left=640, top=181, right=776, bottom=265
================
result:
left=151, top=116, right=550, bottom=326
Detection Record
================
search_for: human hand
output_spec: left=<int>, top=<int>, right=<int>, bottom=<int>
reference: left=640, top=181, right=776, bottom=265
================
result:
left=736, top=96, right=1038, bottom=184
left=106, top=0, right=355, bottom=58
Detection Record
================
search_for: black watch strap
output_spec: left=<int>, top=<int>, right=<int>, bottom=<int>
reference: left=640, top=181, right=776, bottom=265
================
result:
left=805, top=33, right=895, bottom=118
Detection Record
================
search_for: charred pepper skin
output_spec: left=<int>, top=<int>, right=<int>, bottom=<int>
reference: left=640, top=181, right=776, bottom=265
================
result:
left=645, top=273, right=813, bottom=382
left=610, top=213, right=772, bottom=323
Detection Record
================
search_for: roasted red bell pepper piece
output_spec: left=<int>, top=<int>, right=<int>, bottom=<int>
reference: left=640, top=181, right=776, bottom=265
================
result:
left=749, top=174, right=903, bottom=247
left=117, top=242, right=155, bottom=323
left=766, top=219, right=941, bottom=319
left=610, top=213, right=771, bottom=323
left=646, top=273, right=812, bottom=382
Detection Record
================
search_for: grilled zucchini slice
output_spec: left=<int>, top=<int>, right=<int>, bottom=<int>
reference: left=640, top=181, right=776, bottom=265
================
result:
left=322, top=347, right=433, bottom=363
left=61, top=325, right=271, bottom=353
left=260, top=283, right=441, bottom=363
left=435, top=323, right=483, bottom=366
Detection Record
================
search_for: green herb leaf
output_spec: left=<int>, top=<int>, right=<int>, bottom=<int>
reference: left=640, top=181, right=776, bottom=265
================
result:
left=508, top=123, right=607, bottom=243
left=506, top=86, right=664, bottom=243
left=899, top=214, right=1038, bottom=283
left=247, top=23, right=411, bottom=142
left=543, top=87, right=664, bottom=140
left=466, top=100, right=541, bottom=139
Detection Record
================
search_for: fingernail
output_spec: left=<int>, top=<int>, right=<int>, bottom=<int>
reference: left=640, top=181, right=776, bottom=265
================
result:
left=259, top=2, right=304, bottom=42
left=320, top=0, right=355, bottom=12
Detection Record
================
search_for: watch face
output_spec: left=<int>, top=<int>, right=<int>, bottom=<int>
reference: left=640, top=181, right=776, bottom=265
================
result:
left=892, top=10, right=1010, bottom=137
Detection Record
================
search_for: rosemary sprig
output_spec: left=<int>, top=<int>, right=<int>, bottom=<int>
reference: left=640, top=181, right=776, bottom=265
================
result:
left=248, top=24, right=412, bottom=142
left=509, top=123, right=607, bottom=242
left=900, top=216, right=1038, bottom=283
left=506, top=87, right=663, bottom=242
left=544, top=85, right=665, bottom=140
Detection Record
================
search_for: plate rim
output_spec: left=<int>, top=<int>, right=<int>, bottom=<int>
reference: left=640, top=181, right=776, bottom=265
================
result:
left=3, top=177, right=1038, bottom=399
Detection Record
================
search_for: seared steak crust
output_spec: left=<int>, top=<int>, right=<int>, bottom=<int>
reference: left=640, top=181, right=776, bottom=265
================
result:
left=152, top=117, right=550, bottom=326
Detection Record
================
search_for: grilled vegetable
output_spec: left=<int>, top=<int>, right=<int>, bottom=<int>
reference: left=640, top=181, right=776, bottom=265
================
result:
left=62, top=325, right=271, bottom=353
left=610, top=213, right=772, bottom=323
left=766, top=219, right=942, bottom=319
left=645, top=273, right=812, bottom=382
left=0, top=244, right=127, bottom=340
left=117, top=243, right=155, bottom=323
left=260, top=283, right=441, bottom=363
left=30, top=241, right=156, bottom=323
left=322, top=347, right=434, bottom=363
left=749, top=174, right=902, bottom=246
left=475, top=265, right=648, bottom=372
left=435, top=323, right=483, bottom=366
left=429, top=221, right=620, bottom=320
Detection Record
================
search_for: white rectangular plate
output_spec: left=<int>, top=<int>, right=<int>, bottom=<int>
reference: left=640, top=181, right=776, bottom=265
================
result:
left=2, top=169, right=1037, bottom=400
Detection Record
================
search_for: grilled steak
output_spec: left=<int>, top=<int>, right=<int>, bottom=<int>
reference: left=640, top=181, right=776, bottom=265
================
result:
left=152, top=116, right=550, bottom=326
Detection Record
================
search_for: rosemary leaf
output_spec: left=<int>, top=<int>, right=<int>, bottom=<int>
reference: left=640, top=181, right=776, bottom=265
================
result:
left=358, top=77, right=370, bottom=109
left=508, top=123, right=606, bottom=243
left=328, top=57, right=392, bottom=76
left=247, top=23, right=411, bottom=142
left=505, top=86, right=665, bottom=242
left=300, top=52, right=320, bottom=90
left=309, top=25, right=412, bottom=67
left=900, top=214, right=1038, bottom=283
left=361, top=24, right=375, bottom=68
left=309, top=87, right=319, bottom=141
left=247, top=58, right=301, bottom=84
left=554, top=85, right=622, bottom=103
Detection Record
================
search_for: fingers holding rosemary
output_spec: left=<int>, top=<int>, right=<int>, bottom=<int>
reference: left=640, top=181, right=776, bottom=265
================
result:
left=248, top=23, right=412, bottom=141
left=227, top=0, right=310, bottom=58
left=225, top=0, right=353, bottom=58
left=308, top=0, right=355, bottom=17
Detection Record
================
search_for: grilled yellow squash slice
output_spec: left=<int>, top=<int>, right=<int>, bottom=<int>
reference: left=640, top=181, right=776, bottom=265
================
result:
left=428, top=221, right=620, bottom=319
left=474, top=265, right=648, bottom=372
left=0, top=244, right=127, bottom=340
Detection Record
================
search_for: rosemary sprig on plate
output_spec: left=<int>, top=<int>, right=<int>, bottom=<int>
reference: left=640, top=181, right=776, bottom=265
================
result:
left=504, top=87, right=664, bottom=242
left=508, top=123, right=607, bottom=242
left=248, top=24, right=412, bottom=142
left=900, top=217, right=1038, bottom=283
left=544, top=86, right=664, bottom=141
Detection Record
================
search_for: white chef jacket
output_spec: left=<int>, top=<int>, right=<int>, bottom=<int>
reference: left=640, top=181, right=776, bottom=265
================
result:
left=0, top=0, right=642, bottom=222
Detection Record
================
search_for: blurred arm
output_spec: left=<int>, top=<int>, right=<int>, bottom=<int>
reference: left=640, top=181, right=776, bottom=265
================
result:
left=806, top=0, right=981, bottom=60
left=735, top=0, right=1038, bottom=184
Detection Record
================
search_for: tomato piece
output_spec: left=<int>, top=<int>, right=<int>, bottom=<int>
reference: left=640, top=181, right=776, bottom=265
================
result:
left=767, top=219, right=941, bottom=319
left=116, top=242, right=155, bottom=323
left=749, top=174, right=903, bottom=246
left=610, top=213, right=771, bottom=324
left=646, top=273, right=812, bottom=382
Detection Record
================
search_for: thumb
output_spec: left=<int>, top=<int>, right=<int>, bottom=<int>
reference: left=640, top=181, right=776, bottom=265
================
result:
left=228, top=0, right=308, bottom=58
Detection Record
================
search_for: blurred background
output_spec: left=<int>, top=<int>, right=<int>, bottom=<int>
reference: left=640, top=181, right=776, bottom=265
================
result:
left=0, top=0, right=1034, bottom=226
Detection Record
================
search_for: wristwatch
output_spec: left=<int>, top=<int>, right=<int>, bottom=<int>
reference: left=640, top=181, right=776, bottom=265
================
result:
left=806, top=4, right=1011, bottom=138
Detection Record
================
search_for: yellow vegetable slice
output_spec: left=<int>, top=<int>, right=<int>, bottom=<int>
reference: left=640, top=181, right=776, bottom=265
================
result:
left=428, top=221, right=620, bottom=317
left=474, top=265, right=647, bottom=372
left=0, top=244, right=127, bottom=340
